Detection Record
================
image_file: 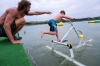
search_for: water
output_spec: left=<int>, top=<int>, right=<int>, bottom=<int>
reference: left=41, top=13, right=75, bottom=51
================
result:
left=19, top=21, right=100, bottom=66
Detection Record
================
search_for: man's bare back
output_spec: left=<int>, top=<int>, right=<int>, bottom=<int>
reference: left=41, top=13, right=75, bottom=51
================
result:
left=53, top=13, right=73, bottom=22
left=0, top=7, right=25, bottom=25
left=53, top=14, right=63, bottom=22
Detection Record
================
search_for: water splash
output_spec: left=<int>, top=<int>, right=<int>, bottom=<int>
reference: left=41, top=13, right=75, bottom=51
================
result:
left=86, top=39, right=93, bottom=43
left=74, top=39, right=93, bottom=49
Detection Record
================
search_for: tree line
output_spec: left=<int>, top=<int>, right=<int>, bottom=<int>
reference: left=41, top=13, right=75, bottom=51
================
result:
left=25, top=16, right=100, bottom=25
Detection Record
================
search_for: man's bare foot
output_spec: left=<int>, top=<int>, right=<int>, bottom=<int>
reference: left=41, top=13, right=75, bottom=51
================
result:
left=41, top=31, right=44, bottom=38
left=57, top=39, right=61, bottom=42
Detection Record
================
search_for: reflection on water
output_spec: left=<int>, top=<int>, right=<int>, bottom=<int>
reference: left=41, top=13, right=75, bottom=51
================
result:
left=51, top=50, right=65, bottom=64
left=75, top=46, right=86, bottom=58
left=76, top=39, right=93, bottom=57
left=27, top=50, right=38, bottom=66
left=20, top=22, right=100, bottom=66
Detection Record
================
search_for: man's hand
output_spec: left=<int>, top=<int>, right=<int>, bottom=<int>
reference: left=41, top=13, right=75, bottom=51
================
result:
left=12, top=40, right=23, bottom=44
left=46, top=11, right=52, bottom=15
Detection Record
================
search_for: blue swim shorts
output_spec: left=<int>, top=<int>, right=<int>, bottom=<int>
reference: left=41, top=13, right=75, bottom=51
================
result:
left=48, top=19, right=57, bottom=32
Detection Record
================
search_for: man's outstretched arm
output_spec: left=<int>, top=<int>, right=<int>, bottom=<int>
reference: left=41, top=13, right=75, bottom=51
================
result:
left=27, top=11, right=52, bottom=15
left=62, top=15, right=74, bottom=20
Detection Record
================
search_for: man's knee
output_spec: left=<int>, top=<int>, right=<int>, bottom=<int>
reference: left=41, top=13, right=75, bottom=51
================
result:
left=18, top=18, right=26, bottom=24
left=20, top=18, right=25, bottom=23
left=15, top=18, right=26, bottom=27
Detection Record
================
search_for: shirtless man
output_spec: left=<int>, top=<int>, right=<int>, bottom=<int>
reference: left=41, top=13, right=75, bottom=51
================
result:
left=41, top=10, right=73, bottom=42
left=0, top=0, right=51, bottom=44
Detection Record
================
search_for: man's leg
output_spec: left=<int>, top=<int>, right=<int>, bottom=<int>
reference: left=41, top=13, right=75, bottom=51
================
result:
left=13, top=18, right=25, bottom=36
left=41, top=31, right=56, bottom=38
left=56, top=28, right=60, bottom=42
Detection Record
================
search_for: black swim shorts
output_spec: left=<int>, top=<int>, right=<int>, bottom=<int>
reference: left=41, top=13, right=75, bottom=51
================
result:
left=0, top=21, right=16, bottom=37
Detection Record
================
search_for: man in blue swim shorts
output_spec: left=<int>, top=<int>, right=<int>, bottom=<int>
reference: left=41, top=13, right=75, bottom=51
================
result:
left=41, top=10, right=74, bottom=42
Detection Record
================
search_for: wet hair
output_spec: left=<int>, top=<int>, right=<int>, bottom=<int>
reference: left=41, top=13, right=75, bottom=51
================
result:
left=60, top=10, right=66, bottom=15
left=18, top=0, right=31, bottom=10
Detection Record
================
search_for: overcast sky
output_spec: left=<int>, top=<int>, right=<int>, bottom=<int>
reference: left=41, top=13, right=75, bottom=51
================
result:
left=0, top=0, right=100, bottom=21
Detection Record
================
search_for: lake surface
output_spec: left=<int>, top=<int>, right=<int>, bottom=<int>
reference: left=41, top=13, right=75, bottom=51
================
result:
left=19, top=21, right=100, bottom=66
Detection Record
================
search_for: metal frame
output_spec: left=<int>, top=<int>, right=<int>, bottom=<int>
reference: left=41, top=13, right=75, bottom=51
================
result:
left=51, top=39, right=74, bottom=58
left=51, top=20, right=92, bottom=58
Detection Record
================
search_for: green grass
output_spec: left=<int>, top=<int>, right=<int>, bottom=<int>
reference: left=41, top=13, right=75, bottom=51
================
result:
left=0, top=37, right=32, bottom=66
